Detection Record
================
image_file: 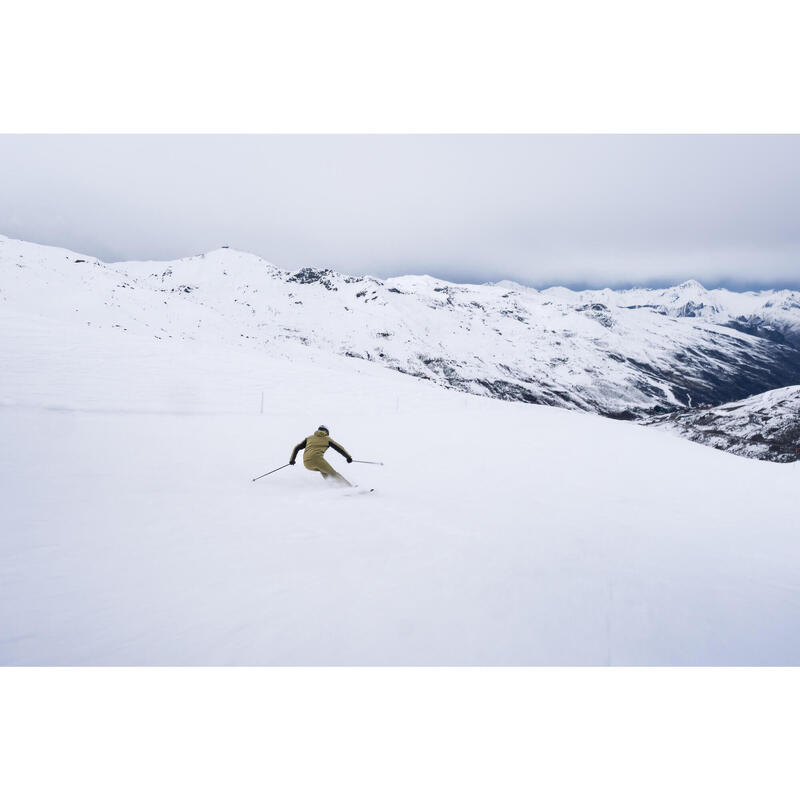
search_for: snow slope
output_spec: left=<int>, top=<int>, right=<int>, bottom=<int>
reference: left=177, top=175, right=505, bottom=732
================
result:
left=3, top=234, right=800, bottom=423
left=2, top=257, right=800, bottom=664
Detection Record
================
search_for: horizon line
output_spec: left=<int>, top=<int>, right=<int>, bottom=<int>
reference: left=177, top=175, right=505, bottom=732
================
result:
left=3, top=232, right=799, bottom=295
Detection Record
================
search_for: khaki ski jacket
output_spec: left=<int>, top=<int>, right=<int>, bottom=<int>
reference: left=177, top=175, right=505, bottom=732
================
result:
left=290, top=430, right=352, bottom=466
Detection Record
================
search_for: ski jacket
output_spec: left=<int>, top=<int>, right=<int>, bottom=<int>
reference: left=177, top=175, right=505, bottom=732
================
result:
left=291, top=430, right=352, bottom=465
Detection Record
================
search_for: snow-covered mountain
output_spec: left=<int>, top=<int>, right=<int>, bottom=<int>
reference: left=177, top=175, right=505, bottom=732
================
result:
left=646, top=385, right=800, bottom=463
left=3, top=232, right=800, bottom=427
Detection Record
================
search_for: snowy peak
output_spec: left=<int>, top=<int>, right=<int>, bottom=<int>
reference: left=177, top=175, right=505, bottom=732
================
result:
left=677, top=279, right=705, bottom=290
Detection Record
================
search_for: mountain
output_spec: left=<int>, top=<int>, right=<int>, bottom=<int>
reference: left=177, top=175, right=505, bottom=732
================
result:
left=645, top=385, right=800, bottom=463
left=3, top=233, right=800, bottom=446
left=111, top=254, right=800, bottom=416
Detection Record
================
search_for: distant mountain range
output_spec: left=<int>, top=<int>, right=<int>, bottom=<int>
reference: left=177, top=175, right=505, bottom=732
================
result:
left=3, top=234, right=799, bottom=461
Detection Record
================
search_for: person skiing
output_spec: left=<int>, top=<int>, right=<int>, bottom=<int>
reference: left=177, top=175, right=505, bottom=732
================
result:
left=289, top=425, right=353, bottom=486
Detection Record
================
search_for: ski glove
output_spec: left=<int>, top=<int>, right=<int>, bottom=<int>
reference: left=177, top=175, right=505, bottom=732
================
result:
left=346, top=457, right=353, bottom=463
left=289, top=460, right=295, bottom=466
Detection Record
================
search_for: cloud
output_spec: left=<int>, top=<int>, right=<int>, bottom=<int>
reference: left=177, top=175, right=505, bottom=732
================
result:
left=1, top=134, right=798, bottom=288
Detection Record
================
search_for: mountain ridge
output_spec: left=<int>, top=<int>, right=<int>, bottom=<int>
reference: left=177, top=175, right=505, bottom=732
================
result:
left=3, top=233, right=800, bottom=459
left=646, top=385, right=800, bottom=463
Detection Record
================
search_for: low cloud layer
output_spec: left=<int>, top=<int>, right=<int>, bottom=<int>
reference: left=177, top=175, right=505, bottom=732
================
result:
left=1, top=135, right=798, bottom=289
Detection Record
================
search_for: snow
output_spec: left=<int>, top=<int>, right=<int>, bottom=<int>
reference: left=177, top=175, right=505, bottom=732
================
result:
left=2, top=237, right=800, bottom=664
left=5, top=234, right=800, bottom=423
left=648, top=385, right=800, bottom=462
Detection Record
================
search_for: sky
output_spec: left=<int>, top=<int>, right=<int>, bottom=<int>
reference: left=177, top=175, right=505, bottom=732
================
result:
left=1, top=135, right=798, bottom=290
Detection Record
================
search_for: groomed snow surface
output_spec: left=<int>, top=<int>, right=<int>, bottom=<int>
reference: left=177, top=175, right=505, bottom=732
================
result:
left=2, top=311, right=800, bottom=665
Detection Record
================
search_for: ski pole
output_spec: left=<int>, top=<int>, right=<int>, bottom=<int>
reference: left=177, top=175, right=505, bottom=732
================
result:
left=252, top=463, right=291, bottom=482
left=352, top=460, right=384, bottom=466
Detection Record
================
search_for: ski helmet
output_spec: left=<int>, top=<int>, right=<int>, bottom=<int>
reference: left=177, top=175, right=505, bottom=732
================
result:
left=318, top=425, right=329, bottom=434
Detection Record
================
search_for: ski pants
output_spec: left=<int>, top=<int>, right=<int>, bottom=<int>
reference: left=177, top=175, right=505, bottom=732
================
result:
left=304, top=455, right=350, bottom=486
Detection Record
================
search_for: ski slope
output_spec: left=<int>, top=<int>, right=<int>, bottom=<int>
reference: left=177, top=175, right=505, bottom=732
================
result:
left=2, top=307, right=800, bottom=665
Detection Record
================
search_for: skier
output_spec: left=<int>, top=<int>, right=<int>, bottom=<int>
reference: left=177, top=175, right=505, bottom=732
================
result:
left=289, top=425, right=353, bottom=486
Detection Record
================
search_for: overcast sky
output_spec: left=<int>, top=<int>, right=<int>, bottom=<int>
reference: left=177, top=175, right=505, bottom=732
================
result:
left=1, top=135, right=798, bottom=289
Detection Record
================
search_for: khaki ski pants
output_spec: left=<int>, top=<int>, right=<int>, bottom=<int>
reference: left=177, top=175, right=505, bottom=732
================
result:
left=304, top=455, right=351, bottom=486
